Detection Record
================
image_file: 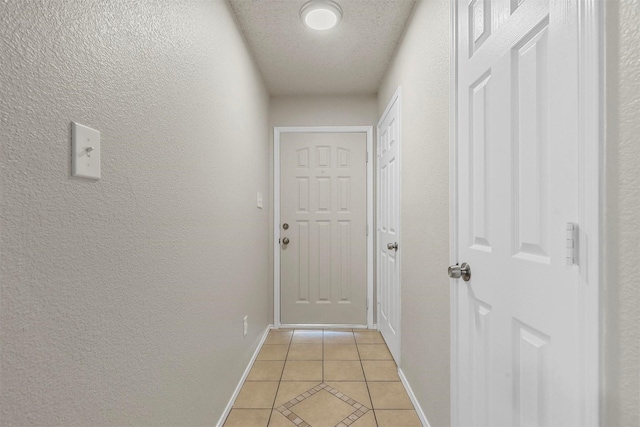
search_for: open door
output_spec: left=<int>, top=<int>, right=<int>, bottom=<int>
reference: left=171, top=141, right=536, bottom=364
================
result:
left=377, top=88, right=401, bottom=364
left=451, top=1, right=600, bottom=425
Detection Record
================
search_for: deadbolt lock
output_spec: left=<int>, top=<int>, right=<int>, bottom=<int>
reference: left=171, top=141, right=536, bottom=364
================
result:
left=282, top=223, right=289, bottom=230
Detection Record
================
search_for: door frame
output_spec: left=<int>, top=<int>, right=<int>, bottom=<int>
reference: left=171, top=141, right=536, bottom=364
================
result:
left=273, top=126, right=374, bottom=329
left=449, top=1, right=604, bottom=425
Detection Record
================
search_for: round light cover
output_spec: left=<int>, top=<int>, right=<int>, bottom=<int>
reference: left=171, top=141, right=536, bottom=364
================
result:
left=300, top=1, right=343, bottom=31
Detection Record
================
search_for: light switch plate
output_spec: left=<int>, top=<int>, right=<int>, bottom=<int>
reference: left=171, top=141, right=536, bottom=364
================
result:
left=257, top=192, right=263, bottom=209
left=71, top=122, right=101, bottom=179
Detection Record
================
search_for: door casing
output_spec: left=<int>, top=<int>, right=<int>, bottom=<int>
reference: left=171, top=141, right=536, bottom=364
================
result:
left=449, top=0, right=603, bottom=424
left=274, top=126, right=374, bottom=329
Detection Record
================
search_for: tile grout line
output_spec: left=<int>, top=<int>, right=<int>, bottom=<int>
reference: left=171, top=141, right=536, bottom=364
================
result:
left=266, top=329, right=293, bottom=427
left=355, top=332, right=380, bottom=427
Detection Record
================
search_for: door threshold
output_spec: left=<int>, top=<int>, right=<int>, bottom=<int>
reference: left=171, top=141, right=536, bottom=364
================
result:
left=278, top=323, right=374, bottom=330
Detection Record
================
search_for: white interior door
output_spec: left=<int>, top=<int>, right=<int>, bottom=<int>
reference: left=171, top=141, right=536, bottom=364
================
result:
left=280, top=132, right=367, bottom=325
left=377, top=90, right=401, bottom=364
left=453, top=1, right=594, bottom=426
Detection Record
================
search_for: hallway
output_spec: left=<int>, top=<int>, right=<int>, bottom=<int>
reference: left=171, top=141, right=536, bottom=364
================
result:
left=1, top=1, right=638, bottom=426
left=224, top=329, right=420, bottom=427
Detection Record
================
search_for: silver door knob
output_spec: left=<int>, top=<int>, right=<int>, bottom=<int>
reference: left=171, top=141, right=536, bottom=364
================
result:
left=387, top=242, right=398, bottom=251
left=282, top=237, right=290, bottom=245
left=448, top=263, right=471, bottom=281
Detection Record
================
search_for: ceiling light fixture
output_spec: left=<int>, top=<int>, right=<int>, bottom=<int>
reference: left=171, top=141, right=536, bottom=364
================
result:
left=300, top=1, right=343, bottom=31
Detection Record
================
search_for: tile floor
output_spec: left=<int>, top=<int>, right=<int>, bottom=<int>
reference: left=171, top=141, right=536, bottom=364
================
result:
left=223, top=329, right=422, bottom=427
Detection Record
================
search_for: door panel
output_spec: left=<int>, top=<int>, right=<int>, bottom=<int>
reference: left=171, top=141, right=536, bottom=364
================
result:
left=377, top=93, right=401, bottom=364
left=469, top=71, right=492, bottom=251
left=455, top=1, right=586, bottom=426
left=280, top=132, right=367, bottom=325
left=513, top=19, right=550, bottom=262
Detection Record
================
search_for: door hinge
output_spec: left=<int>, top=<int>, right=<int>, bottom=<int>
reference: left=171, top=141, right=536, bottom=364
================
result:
left=566, top=223, right=579, bottom=265
left=366, top=225, right=369, bottom=236
left=366, top=298, right=369, bottom=309
left=366, top=152, right=369, bottom=163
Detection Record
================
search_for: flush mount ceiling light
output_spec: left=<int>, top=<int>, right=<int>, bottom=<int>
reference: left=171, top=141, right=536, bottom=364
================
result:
left=300, top=0, right=343, bottom=31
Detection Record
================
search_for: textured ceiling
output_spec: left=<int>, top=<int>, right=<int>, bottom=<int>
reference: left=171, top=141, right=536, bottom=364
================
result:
left=228, top=0, right=417, bottom=95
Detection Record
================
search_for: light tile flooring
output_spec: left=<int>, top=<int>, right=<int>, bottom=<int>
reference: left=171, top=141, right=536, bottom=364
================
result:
left=223, top=329, right=422, bottom=427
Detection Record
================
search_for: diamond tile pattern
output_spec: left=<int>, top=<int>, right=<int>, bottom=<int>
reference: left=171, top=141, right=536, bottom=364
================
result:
left=224, top=329, right=420, bottom=427
left=276, top=384, right=367, bottom=427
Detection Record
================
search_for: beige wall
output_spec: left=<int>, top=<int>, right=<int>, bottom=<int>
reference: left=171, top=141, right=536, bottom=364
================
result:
left=377, top=1, right=451, bottom=426
left=604, top=1, right=640, bottom=425
left=270, top=95, right=378, bottom=128
left=268, top=95, right=378, bottom=322
left=0, top=1, right=270, bottom=425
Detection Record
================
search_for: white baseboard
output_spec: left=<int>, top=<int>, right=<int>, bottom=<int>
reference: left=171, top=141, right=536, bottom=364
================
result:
left=216, top=324, right=273, bottom=427
left=398, top=368, right=431, bottom=427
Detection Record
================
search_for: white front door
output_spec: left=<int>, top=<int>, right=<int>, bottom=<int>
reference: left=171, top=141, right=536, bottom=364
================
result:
left=377, top=89, right=401, bottom=364
left=454, top=1, right=593, bottom=425
left=280, top=132, right=367, bottom=325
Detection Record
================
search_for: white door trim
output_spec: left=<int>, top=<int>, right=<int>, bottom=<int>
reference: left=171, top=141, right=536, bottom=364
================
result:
left=449, top=2, right=459, bottom=424
left=274, top=126, right=374, bottom=329
left=376, top=86, right=402, bottom=364
left=449, top=1, right=603, bottom=424
left=576, top=2, right=604, bottom=424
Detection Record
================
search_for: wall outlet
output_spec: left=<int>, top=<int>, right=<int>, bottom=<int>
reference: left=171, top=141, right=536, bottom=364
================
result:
left=243, top=315, right=248, bottom=337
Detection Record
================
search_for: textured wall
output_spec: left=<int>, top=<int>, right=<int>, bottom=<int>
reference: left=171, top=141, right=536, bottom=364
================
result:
left=604, top=1, right=640, bottom=425
left=0, top=1, right=270, bottom=425
left=377, top=1, right=451, bottom=426
left=270, top=95, right=378, bottom=127
left=268, top=95, right=378, bottom=323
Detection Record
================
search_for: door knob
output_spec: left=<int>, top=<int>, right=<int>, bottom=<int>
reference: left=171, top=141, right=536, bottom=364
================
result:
left=282, top=237, right=290, bottom=245
left=448, top=263, right=471, bottom=281
left=387, top=242, right=398, bottom=251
